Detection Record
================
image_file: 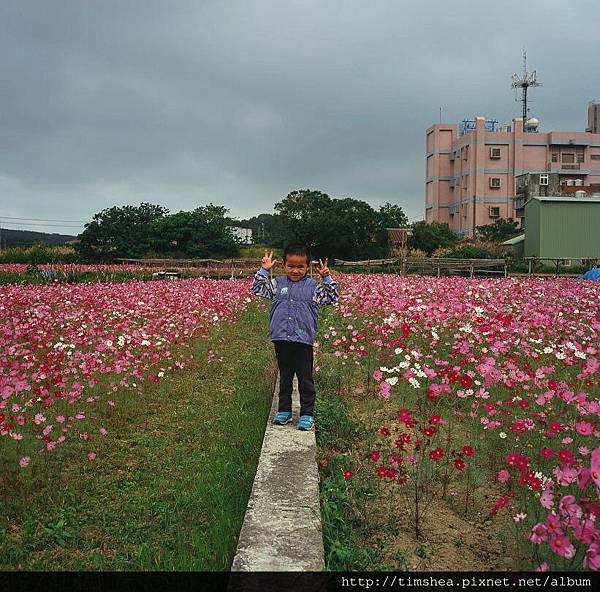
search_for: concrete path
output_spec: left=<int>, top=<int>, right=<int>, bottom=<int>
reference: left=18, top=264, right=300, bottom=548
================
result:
left=231, top=375, right=325, bottom=571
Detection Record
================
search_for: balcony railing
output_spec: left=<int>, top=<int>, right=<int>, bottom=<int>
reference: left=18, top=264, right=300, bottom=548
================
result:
left=547, top=162, right=582, bottom=172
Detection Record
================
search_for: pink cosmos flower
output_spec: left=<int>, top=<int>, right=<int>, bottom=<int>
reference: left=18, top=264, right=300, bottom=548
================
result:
left=584, top=542, right=600, bottom=570
left=549, top=534, right=576, bottom=559
left=87, top=452, right=97, bottom=461
left=497, top=470, right=511, bottom=483
left=540, top=490, right=554, bottom=510
left=372, top=370, right=383, bottom=381
left=19, top=456, right=31, bottom=468
left=529, top=523, right=548, bottom=544
left=591, top=447, right=600, bottom=489
left=575, top=421, right=593, bottom=436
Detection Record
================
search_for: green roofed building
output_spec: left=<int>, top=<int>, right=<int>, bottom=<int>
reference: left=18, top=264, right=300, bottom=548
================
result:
left=521, top=196, right=600, bottom=258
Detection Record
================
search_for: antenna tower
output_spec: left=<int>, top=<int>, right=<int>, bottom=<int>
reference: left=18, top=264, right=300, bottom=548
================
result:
left=511, top=50, right=541, bottom=122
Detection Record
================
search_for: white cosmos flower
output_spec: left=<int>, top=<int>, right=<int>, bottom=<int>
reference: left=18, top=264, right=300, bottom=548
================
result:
left=499, top=432, right=507, bottom=439
left=385, top=377, right=398, bottom=386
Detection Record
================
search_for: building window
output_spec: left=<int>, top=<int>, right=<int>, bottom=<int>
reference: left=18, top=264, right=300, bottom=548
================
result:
left=577, top=153, right=584, bottom=163
left=551, top=153, right=558, bottom=162
left=489, top=147, right=501, bottom=159
left=562, top=153, right=575, bottom=164
left=489, top=177, right=501, bottom=188
left=489, top=207, right=500, bottom=218
left=539, top=174, right=549, bottom=186
left=591, top=154, right=600, bottom=160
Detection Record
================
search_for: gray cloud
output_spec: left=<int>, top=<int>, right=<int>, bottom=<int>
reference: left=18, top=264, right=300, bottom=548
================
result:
left=1, top=0, right=599, bottom=234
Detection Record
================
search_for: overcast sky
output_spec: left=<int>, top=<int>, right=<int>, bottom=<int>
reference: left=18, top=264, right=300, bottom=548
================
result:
left=1, top=0, right=599, bottom=235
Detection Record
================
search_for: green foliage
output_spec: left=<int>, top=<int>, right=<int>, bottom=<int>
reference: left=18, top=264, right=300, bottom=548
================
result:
left=0, top=245, right=80, bottom=264
left=275, top=189, right=392, bottom=260
left=433, top=240, right=504, bottom=260
left=377, top=202, right=409, bottom=229
left=237, top=213, right=286, bottom=247
left=475, top=218, right=521, bottom=243
left=408, top=221, right=459, bottom=256
left=150, top=204, right=239, bottom=259
left=76, top=203, right=169, bottom=261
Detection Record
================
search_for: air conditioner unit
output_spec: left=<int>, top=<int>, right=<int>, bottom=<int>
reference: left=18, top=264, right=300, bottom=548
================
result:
left=489, top=147, right=501, bottom=159
left=449, top=151, right=455, bottom=161
left=489, top=177, right=501, bottom=188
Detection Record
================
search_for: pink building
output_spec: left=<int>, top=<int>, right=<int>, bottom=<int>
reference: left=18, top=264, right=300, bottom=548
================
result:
left=425, top=113, right=600, bottom=235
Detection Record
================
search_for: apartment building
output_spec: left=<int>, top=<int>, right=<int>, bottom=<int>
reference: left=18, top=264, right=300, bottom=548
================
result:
left=425, top=108, right=600, bottom=235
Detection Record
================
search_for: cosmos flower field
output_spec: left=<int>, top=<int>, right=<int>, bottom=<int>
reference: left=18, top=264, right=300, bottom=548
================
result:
left=319, top=274, right=599, bottom=571
left=0, top=278, right=251, bottom=469
left=1, top=271, right=598, bottom=571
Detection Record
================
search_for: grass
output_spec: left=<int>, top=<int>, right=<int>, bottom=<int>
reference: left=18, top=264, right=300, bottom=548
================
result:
left=0, top=302, right=276, bottom=571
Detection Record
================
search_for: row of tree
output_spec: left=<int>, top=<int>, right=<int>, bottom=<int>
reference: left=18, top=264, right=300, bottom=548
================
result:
left=75, top=190, right=521, bottom=261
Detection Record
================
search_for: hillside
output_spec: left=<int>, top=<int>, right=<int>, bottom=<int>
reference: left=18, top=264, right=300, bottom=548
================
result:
left=0, top=228, right=77, bottom=247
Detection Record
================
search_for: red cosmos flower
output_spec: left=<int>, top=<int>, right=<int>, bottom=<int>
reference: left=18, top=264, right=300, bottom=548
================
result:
left=454, top=458, right=466, bottom=470
left=423, top=426, right=437, bottom=438
left=0, top=413, right=4, bottom=423
left=377, top=466, right=388, bottom=478
left=518, top=400, right=530, bottom=408
left=398, top=408, right=412, bottom=422
left=379, top=426, right=391, bottom=436
left=370, top=451, right=381, bottom=462
left=460, top=375, right=473, bottom=388
left=549, top=420, right=565, bottom=433
left=462, top=445, right=474, bottom=457
left=558, top=449, right=576, bottom=465
left=343, top=470, right=353, bottom=480
left=539, top=447, right=554, bottom=460
left=404, top=421, right=416, bottom=429
left=428, top=414, right=441, bottom=425
left=429, top=447, right=444, bottom=460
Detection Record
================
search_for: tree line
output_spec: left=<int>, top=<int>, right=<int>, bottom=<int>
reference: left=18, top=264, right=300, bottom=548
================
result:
left=75, top=190, right=521, bottom=262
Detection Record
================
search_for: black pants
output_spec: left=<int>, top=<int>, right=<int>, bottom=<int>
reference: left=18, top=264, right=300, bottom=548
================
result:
left=273, top=340, right=316, bottom=417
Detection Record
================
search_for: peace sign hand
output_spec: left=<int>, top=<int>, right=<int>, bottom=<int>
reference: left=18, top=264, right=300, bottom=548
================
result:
left=317, top=258, right=330, bottom=277
left=261, top=250, right=278, bottom=271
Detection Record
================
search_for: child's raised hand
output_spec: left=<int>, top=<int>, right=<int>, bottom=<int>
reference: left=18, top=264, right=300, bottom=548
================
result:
left=261, top=250, right=278, bottom=270
left=317, top=258, right=330, bottom=277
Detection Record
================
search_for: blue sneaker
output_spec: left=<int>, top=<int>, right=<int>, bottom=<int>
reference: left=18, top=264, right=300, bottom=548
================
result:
left=297, top=415, right=315, bottom=431
left=272, top=411, right=293, bottom=425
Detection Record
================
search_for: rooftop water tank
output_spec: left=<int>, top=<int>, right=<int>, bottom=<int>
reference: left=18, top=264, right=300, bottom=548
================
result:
left=574, top=190, right=588, bottom=198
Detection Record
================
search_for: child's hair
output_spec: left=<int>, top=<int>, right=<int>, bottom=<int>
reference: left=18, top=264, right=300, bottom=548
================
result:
left=283, top=243, right=311, bottom=265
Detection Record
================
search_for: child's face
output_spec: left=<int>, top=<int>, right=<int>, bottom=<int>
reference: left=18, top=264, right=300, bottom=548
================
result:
left=284, top=254, right=309, bottom=282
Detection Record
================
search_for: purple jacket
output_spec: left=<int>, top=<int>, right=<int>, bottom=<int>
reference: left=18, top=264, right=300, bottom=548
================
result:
left=252, top=268, right=339, bottom=345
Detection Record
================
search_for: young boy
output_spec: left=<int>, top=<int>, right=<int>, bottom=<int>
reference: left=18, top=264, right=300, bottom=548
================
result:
left=252, top=243, right=339, bottom=430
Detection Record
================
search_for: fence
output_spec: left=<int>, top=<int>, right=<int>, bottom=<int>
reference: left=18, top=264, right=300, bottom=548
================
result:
left=332, top=257, right=507, bottom=278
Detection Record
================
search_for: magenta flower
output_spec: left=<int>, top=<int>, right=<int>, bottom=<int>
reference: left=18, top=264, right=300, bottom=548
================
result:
left=497, top=469, right=511, bottom=484
left=549, top=534, right=576, bottom=559
left=529, top=523, right=548, bottom=544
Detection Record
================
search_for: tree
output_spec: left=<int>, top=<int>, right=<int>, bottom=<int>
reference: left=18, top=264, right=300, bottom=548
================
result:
left=151, top=204, right=239, bottom=258
left=476, top=218, right=521, bottom=243
left=377, top=203, right=409, bottom=229
left=275, top=189, right=390, bottom=260
left=408, top=221, right=459, bottom=256
left=76, top=203, right=169, bottom=261
left=237, top=213, right=286, bottom=246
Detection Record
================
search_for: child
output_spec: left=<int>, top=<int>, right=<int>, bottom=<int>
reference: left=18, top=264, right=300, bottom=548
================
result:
left=252, top=243, right=339, bottom=430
